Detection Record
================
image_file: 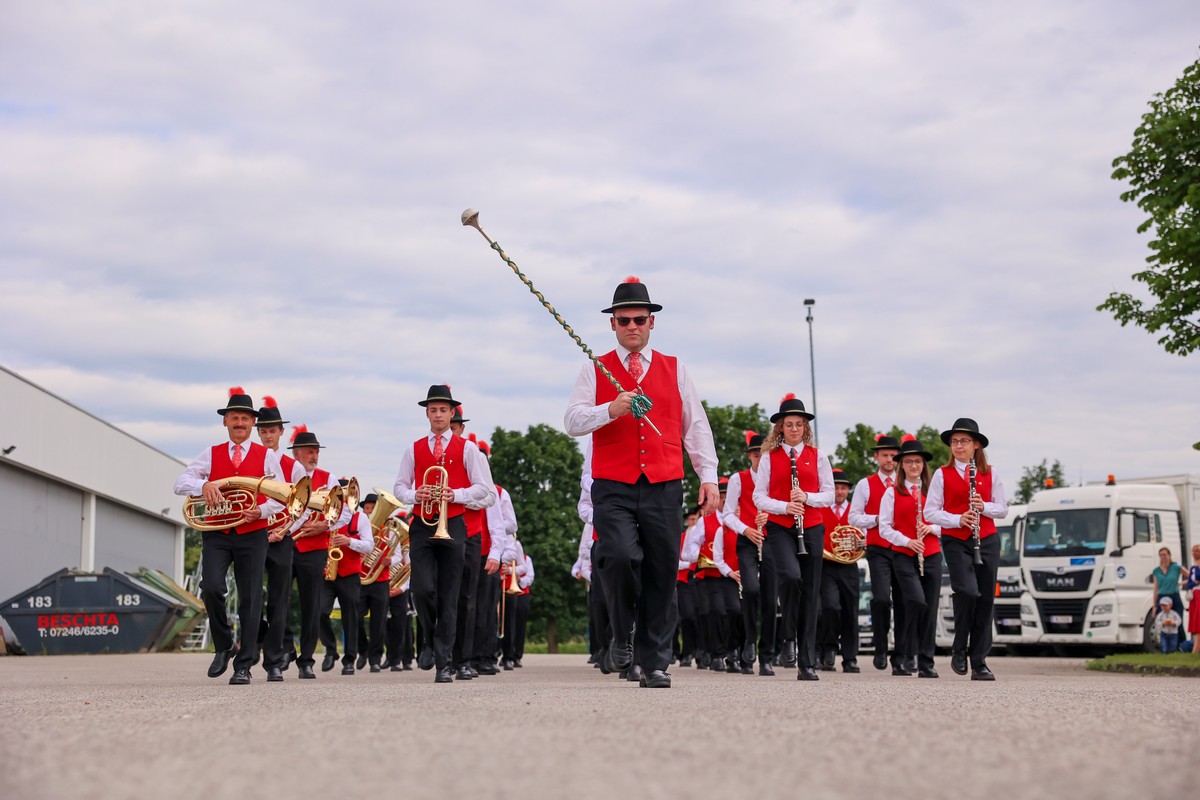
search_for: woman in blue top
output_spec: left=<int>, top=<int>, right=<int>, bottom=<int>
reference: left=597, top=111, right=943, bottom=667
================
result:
left=1150, top=547, right=1183, bottom=625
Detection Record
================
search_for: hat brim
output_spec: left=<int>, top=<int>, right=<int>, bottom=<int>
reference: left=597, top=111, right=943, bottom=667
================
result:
left=602, top=302, right=663, bottom=314
left=872, top=444, right=901, bottom=453
left=218, top=407, right=259, bottom=417
left=940, top=429, right=989, bottom=449
left=833, top=479, right=852, bottom=486
left=898, top=450, right=934, bottom=462
left=419, top=397, right=459, bottom=408
left=255, top=419, right=290, bottom=427
left=770, top=410, right=814, bottom=423
left=286, top=443, right=324, bottom=449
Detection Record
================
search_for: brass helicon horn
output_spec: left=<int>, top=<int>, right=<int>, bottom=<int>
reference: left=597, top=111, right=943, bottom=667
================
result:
left=361, top=489, right=411, bottom=585
left=183, top=476, right=311, bottom=532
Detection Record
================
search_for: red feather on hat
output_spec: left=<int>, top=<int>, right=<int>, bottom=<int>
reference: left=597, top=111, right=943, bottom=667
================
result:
left=467, top=433, right=477, bottom=443
left=623, top=275, right=641, bottom=283
left=289, top=424, right=308, bottom=444
left=780, top=392, right=796, bottom=404
left=445, top=384, right=452, bottom=391
left=262, top=396, right=277, bottom=408
left=479, top=441, right=491, bottom=456
left=228, top=386, right=245, bottom=397
left=874, top=433, right=884, bottom=442
left=744, top=430, right=757, bottom=446
left=901, top=433, right=916, bottom=443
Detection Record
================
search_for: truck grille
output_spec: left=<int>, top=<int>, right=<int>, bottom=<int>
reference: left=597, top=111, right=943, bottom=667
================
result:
left=1035, top=599, right=1088, bottom=634
left=993, top=603, right=1022, bottom=632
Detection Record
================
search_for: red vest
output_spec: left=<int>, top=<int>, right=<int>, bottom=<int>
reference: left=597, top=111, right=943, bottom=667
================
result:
left=736, top=469, right=759, bottom=531
left=520, top=557, right=532, bottom=596
left=592, top=350, right=684, bottom=484
left=279, top=453, right=298, bottom=482
left=677, top=530, right=691, bottom=583
left=334, top=510, right=367, bottom=578
left=892, top=487, right=942, bottom=558
left=414, top=434, right=469, bottom=518
left=293, top=468, right=332, bottom=553
left=208, top=442, right=269, bottom=535
left=863, top=474, right=892, bottom=550
left=695, top=513, right=724, bottom=580
left=822, top=502, right=851, bottom=553
left=765, top=446, right=819, bottom=529
left=940, top=465, right=996, bottom=541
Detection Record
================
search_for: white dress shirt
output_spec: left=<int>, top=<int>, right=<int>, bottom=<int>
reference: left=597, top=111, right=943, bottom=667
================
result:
left=173, top=440, right=286, bottom=519
left=563, top=345, right=719, bottom=485
left=342, top=509, right=375, bottom=554
left=392, top=430, right=496, bottom=509
left=572, top=523, right=594, bottom=581
left=720, top=470, right=754, bottom=535
left=712, top=526, right=735, bottom=577
left=923, top=460, right=1008, bottom=529
left=848, top=470, right=897, bottom=530
left=680, top=517, right=707, bottom=567
left=752, top=444, right=834, bottom=516
left=577, top=436, right=594, bottom=524
left=878, top=484, right=942, bottom=549
left=485, top=487, right=518, bottom=561
left=517, top=555, right=535, bottom=590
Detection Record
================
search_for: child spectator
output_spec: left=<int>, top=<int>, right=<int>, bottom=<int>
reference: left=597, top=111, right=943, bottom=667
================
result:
left=1154, top=596, right=1181, bottom=654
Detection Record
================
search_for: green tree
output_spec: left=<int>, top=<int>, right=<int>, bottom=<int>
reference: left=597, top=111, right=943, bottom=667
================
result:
left=488, top=423, right=586, bottom=651
left=1013, top=459, right=1069, bottom=504
left=682, top=402, right=772, bottom=505
left=1099, top=55, right=1200, bottom=356
left=831, top=423, right=950, bottom=486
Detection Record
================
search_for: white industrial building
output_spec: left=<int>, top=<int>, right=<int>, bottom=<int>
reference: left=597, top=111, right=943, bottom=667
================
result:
left=0, top=365, right=186, bottom=610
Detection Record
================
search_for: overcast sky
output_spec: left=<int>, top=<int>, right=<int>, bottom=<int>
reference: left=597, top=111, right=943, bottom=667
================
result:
left=2, top=1, right=1198, bottom=498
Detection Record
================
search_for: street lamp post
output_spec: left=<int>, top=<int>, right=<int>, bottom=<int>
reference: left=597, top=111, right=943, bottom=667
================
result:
left=804, top=298, right=818, bottom=446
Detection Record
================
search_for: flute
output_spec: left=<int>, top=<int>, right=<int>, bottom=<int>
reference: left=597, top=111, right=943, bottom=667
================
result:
left=915, top=483, right=925, bottom=577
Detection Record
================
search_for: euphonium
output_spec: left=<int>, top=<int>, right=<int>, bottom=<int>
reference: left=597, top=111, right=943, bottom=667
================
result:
left=823, top=525, right=866, bottom=564
left=183, top=476, right=311, bottom=532
left=263, top=475, right=314, bottom=537
left=293, top=484, right=345, bottom=540
left=419, top=465, right=452, bottom=541
left=388, top=556, right=411, bottom=597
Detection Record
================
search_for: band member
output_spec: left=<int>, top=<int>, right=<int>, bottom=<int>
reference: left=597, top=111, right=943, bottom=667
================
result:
left=385, top=514, right=415, bottom=671
left=681, top=498, right=724, bottom=671
left=501, top=539, right=533, bottom=669
left=452, top=422, right=498, bottom=681
left=253, top=396, right=306, bottom=682
left=817, top=468, right=861, bottom=673
left=721, top=431, right=776, bottom=675
left=849, top=433, right=906, bottom=671
left=173, top=388, right=286, bottom=685
left=355, top=493, right=390, bottom=672
left=394, top=385, right=495, bottom=684
left=879, top=437, right=943, bottom=678
left=471, top=440, right=513, bottom=676
left=753, top=394, right=834, bottom=681
left=924, top=418, right=1008, bottom=681
left=564, top=277, right=719, bottom=689
left=675, top=506, right=700, bottom=668
left=288, top=426, right=352, bottom=679
left=320, top=481, right=372, bottom=673
left=710, top=478, right=747, bottom=673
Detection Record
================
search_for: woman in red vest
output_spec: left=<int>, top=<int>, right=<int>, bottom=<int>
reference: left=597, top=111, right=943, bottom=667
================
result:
left=923, top=418, right=1009, bottom=681
left=752, top=394, right=834, bottom=681
left=878, top=436, right=942, bottom=679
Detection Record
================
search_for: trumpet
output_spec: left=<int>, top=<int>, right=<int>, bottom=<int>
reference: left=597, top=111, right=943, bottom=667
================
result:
left=183, top=476, right=311, bottom=531
left=788, top=453, right=808, bottom=556
left=968, top=458, right=983, bottom=566
left=419, top=465, right=452, bottom=541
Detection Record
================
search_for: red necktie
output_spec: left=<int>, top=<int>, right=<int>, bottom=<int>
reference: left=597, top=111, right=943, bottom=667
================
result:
left=232, top=443, right=243, bottom=470
left=432, top=434, right=444, bottom=463
left=884, top=477, right=893, bottom=488
left=628, top=352, right=644, bottom=383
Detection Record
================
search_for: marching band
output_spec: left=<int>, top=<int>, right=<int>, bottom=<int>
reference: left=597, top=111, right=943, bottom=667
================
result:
left=173, top=275, right=1007, bottom=689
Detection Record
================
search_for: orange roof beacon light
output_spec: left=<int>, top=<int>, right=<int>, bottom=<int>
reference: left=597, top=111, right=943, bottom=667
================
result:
left=1106, top=474, right=1116, bottom=486
left=1044, top=478, right=1055, bottom=488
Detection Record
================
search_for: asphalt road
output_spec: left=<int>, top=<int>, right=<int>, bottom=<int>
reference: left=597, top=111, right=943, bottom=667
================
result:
left=0, top=654, right=1193, bottom=800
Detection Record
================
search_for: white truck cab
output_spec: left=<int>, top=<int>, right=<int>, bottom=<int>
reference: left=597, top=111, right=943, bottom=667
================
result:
left=993, top=504, right=1028, bottom=644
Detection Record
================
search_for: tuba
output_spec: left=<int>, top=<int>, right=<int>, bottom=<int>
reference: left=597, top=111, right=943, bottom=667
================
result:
left=823, top=525, right=866, bottom=564
left=184, top=476, right=311, bottom=532
left=419, top=465, right=452, bottom=541
left=361, top=493, right=412, bottom=585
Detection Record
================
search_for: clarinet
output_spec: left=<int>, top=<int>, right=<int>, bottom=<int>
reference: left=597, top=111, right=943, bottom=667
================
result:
left=789, top=451, right=808, bottom=556
left=968, top=458, right=983, bottom=566
left=915, top=483, right=925, bottom=578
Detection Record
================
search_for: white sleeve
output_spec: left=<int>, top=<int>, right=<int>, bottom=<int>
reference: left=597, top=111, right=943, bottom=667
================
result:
left=713, top=530, right=732, bottom=577
left=804, top=451, right=834, bottom=508
left=922, top=469, right=961, bottom=529
left=173, top=449, right=213, bottom=496
left=457, top=442, right=495, bottom=508
left=347, top=511, right=375, bottom=554
left=393, top=444, right=417, bottom=506
left=982, top=470, right=1009, bottom=519
left=564, top=363, right=612, bottom=436
left=518, top=556, right=535, bottom=589
left=720, top=472, right=750, bottom=534
left=680, top=519, right=705, bottom=563
left=677, top=360, right=719, bottom=485
left=848, top=478, right=875, bottom=529
left=878, top=488, right=910, bottom=548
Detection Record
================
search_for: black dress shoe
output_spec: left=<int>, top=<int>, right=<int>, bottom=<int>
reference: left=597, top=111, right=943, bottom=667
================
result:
left=402, top=662, right=413, bottom=671
left=229, top=668, right=251, bottom=685
left=266, top=666, right=284, bottom=682
left=435, top=666, right=454, bottom=683
left=341, top=664, right=355, bottom=675
left=797, top=666, right=819, bottom=681
left=606, top=640, right=633, bottom=672
left=741, top=643, right=756, bottom=665
left=356, top=654, right=367, bottom=670
left=282, top=651, right=295, bottom=672
left=476, top=662, right=499, bottom=675
left=971, top=665, right=995, bottom=681
left=207, top=648, right=238, bottom=679
left=782, top=640, right=798, bottom=668
left=369, top=663, right=381, bottom=673
left=587, top=653, right=598, bottom=665
left=951, top=651, right=968, bottom=676
left=625, top=664, right=644, bottom=682
left=322, top=653, right=338, bottom=672
left=873, top=651, right=888, bottom=671
left=502, top=659, right=515, bottom=671
left=597, top=648, right=612, bottom=674
left=390, top=664, right=403, bottom=672
left=709, top=658, right=725, bottom=672
left=726, top=658, right=740, bottom=674
left=819, top=663, right=836, bottom=672
left=417, top=647, right=435, bottom=671
left=467, top=665, right=480, bottom=678
left=740, top=662, right=754, bottom=674
left=759, top=661, right=775, bottom=676
left=906, top=657, right=918, bottom=672
left=456, top=665, right=474, bottom=680
left=513, top=659, right=522, bottom=668
left=679, top=655, right=693, bottom=668
left=842, top=662, right=860, bottom=674
left=821, top=649, right=836, bottom=670
left=892, top=665, right=913, bottom=676
left=298, top=664, right=315, bottom=679
left=639, top=669, right=671, bottom=688
left=771, top=654, right=782, bottom=667
left=918, top=667, right=939, bottom=679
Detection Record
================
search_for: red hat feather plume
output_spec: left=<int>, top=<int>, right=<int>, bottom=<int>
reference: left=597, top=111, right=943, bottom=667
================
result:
left=623, top=275, right=641, bottom=283
left=467, top=433, right=477, bottom=443
left=874, top=433, right=884, bottom=442
left=901, top=433, right=916, bottom=443
left=479, top=441, right=491, bottom=456
left=779, top=392, right=796, bottom=404
left=289, top=424, right=308, bottom=444
left=262, top=395, right=277, bottom=409
left=744, top=430, right=757, bottom=446
left=228, top=386, right=245, bottom=397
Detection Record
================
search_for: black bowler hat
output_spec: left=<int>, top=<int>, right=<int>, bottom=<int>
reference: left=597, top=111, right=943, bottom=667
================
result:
left=418, top=384, right=459, bottom=408
left=255, top=396, right=290, bottom=428
left=451, top=405, right=469, bottom=423
left=362, top=493, right=379, bottom=506
left=287, top=424, right=323, bottom=449
left=770, top=393, right=814, bottom=423
left=940, top=417, right=989, bottom=449
left=218, top=386, right=258, bottom=417
left=601, top=276, right=663, bottom=314
left=873, top=434, right=901, bottom=452
left=896, top=435, right=933, bottom=462
left=832, top=468, right=852, bottom=486
left=744, top=430, right=765, bottom=452
left=718, top=475, right=730, bottom=490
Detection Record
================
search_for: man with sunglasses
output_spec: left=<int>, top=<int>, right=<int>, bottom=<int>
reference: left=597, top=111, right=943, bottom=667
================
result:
left=565, top=276, right=719, bottom=689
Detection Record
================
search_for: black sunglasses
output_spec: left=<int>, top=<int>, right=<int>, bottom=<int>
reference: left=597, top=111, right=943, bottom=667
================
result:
left=614, top=315, right=650, bottom=327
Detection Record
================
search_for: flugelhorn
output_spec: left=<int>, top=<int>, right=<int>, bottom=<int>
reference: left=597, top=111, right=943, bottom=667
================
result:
left=183, top=476, right=311, bottom=532
left=419, top=465, right=452, bottom=541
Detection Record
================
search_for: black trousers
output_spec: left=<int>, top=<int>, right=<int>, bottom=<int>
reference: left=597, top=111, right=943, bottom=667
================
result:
left=765, top=521, right=824, bottom=669
left=675, top=580, right=695, bottom=659
left=698, top=576, right=740, bottom=658
left=409, top=515, right=467, bottom=670
left=893, top=551, right=943, bottom=669
left=943, top=534, right=1000, bottom=668
left=356, top=580, right=389, bottom=667
left=865, top=545, right=906, bottom=662
left=452, top=533, right=483, bottom=667
left=385, top=591, right=414, bottom=666
left=590, top=574, right=613, bottom=660
left=735, top=534, right=777, bottom=662
left=320, top=573, right=362, bottom=665
left=592, top=476, right=683, bottom=673
left=200, top=529, right=269, bottom=672
left=503, top=592, right=531, bottom=661
left=818, top=559, right=860, bottom=665
left=473, top=561, right=500, bottom=666
left=258, top=534, right=294, bottom=671
left=292, top=548, right=326, bottom=668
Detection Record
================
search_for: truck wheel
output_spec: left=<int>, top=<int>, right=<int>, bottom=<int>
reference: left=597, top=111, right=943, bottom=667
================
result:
left=1141, top=608, right=1157, bottom=653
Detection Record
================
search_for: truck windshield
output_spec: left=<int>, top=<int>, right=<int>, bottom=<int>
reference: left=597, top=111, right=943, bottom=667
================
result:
left=1022, top=509, right=1109, bottom=558
left=997, top=524, right=1019, bottom=567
